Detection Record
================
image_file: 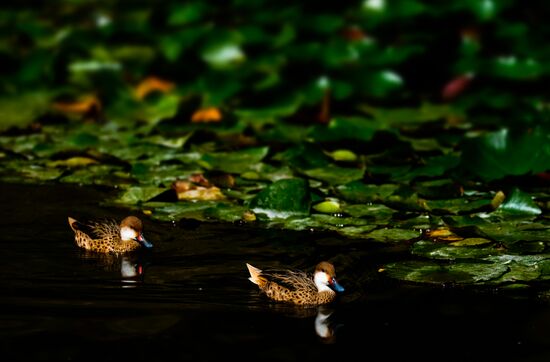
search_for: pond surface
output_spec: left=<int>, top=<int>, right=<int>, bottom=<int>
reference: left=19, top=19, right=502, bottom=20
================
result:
left=1, top=182, right=550, bottom=361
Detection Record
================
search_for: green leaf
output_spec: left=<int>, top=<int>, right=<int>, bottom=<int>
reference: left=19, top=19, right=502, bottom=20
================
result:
left=496, top=188, right=542, bottom=215
left=302, top=164, right=365, bottom=185
left=412, top=240, right=500, bottom=260
left=308, top=116, right=378, bottom=143
left=0, top=92, right=53, bottom=131
left=116, top=186, right=168, bottom=205
left=336, top=181, right=399, bottom=203
left=460, top=127, right=550, bottom=181
left=383, top=260, right=508, bottom=285
left=200, top=146, right=269, bottom=173
left=366, top=228, right=421, bottom=243
left=247, top=178, right=311, bottom=218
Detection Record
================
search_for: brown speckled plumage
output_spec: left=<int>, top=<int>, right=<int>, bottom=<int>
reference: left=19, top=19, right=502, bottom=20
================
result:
left=246, top=261, right=344, bottom=306
left=68, top=216, right=149, bottom=253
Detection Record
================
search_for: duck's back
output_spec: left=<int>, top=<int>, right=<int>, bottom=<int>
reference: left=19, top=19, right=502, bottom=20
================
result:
left=68, top=217, right=127, bottom=253
left=260, top=268, right=328, bottom=305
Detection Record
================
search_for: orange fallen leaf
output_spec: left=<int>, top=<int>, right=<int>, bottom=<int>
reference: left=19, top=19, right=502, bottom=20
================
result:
left=52, top=95, right=101, bottom=114
left=191, top=107, right=222, bottom=123
left=134, top=76, right=175, bottom=100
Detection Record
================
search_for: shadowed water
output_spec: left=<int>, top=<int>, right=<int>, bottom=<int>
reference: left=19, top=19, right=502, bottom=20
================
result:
left=1, top=182, right=550, bottom=361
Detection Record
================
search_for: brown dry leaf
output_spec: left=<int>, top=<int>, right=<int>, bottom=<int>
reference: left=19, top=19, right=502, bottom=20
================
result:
left=134, top=76, right=175, bottom=100
left=52, top=95, right=101, bottom=114
left=191, top=107, right=222, bottom=123
left=176, top=186, right=225, bottom=201
left=172, top=179, right=226, bottom=201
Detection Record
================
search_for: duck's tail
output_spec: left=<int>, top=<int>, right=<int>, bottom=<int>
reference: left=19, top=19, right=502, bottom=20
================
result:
left=246, top=263, right=267, bottom=287
left=68, top=217, right=79, bottom=232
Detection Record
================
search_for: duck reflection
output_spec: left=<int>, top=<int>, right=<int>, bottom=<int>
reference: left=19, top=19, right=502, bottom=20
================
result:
left=78, top=250, right=149, bottom=286
left=314, top=306, right=337, bottom=343
left=262, top=303, right=341, bottom=343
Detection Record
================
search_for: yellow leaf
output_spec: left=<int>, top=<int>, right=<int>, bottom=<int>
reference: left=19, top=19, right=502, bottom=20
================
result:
left=48, top=157, right=98, bottom=168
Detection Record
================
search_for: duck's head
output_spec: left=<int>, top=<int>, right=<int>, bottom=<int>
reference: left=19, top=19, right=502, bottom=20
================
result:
left=313, top=261, right=345, bottom=293
left=119, top=216, right=153, bottom=249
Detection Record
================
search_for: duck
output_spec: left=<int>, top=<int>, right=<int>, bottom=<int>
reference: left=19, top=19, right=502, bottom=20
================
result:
left=246, top=261, right=344, bottom=306
left=68, top=216, right=153, bottom=253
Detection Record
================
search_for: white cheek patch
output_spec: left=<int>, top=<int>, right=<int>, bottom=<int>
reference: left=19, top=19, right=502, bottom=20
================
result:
left=120, top=227, right=137, bottom=241
left=314, top=272, right=332, bottom=292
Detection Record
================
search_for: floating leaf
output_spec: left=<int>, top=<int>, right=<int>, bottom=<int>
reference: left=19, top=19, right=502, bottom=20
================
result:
left=366, top=227, right=421, bottom=243
left=247, top=178, right=311, bottom=218
left=308, top=117, right=378, bottom=143
left=200, top=146, right=269, bottom=173
left=301, top=164, right=365, bottom=185
left=496, top=188, right=541, bottom=215
left=117, top=186, right=168, bottom=204
left=412, top=240, right=500, bottom=260
left=460, top=127, right=550, bottom=181
left=384, top=260, right=508, bottom=285
left=336, top=181, right=399, bottom=203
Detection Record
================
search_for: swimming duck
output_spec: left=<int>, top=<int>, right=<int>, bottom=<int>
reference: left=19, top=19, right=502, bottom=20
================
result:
left=246, top=261, right=344, bottom=306
left=68, top=216, right=153, bottom=253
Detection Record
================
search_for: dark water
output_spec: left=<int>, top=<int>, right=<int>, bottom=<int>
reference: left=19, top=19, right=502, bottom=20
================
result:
left=1, top=182, right=550, bottom=361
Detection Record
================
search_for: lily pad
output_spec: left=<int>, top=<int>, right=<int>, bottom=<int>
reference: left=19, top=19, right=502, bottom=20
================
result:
left=459, top=126, right=550, bottom=181
left=411, top=240, right=501, bottom=260
left=247, top=178, right=311, bottom=218
left=366, top=227, right=421, bottom=243
left=116, top=186, right=169, bottom=204
left=495, top=188, right=542, bottom=216
left=199, top=146, right=269, bottom=174
left=336, top=181, right=399, bottom=203
left=384, top=260, right=509, bottom=284
left=301, top=164, right=365, bottom=185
